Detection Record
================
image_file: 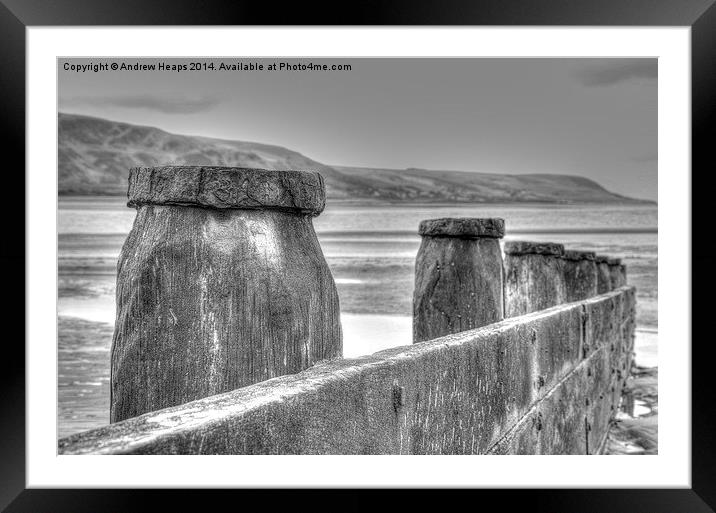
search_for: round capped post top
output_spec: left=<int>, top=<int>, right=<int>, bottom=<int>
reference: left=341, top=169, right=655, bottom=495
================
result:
left=504, top=241, right=564, bottom=257
left=606, top=257, right=622, bottom=266
left=594, top=254, right=610, bottom=263
left=127, top=166, right=326, bottom=215
left=418, top=218, right=505, bottom=239
left=562, top=249, right=597, bottom=262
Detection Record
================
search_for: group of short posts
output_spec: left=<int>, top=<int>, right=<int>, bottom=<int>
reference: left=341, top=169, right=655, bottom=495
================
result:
left=109, top=167, right=629, bottom=423
left=412, top=217, right=628, bottom=342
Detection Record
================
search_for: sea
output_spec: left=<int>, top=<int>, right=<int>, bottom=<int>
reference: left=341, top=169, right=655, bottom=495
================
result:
left=58, top=197, right=658, bottom=438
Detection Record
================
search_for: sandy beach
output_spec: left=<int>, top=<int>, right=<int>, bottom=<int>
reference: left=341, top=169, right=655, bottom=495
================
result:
left=606, top=366, right=658, bottom=455
left=58, top=199, right=658, bottom=445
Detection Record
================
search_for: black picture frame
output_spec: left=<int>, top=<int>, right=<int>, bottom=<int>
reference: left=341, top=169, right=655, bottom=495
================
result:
left=3, top=0, right=713, bottom=511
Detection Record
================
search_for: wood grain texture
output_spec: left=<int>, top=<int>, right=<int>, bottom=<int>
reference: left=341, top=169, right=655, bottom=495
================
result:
left=110, top=204, right=342, bottom=422
left=619, top=265, right=628, bottom=287
left=503, top=241, right=563, bottom=256
left=562, top=250, right=598, bottom=303
left=413, top=235, right=504, bottom=343
left=595, top=255, right=613, bottom=294
left=60, top=288, right=635, bottom=455
left=127, top=166, right=325, bottom=215
left=504, top=242, right=567, bottom=317
left=488, top=286, right=636, bottom=455
left=608, top=259, right=628, bottom=289
left=585, top=286, right=636, bottom=453
left=418, top=217, right=505, bottom=239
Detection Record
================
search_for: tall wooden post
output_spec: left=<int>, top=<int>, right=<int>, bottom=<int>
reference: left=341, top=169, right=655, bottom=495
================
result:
left=595, top=255, right=612, bottom=294
left=504, top=241, right=566, bottom=317
left=413, top=218, right=505, bottom=343
left=607, top=257, right=626, bottom=288
left=110, top=166, right=342, bottom=422
left=562, top=250, right=598, bottom=302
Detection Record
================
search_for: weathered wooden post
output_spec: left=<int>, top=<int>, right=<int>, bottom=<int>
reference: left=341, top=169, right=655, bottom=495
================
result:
left=607, top=257, right=627, bottom=288
left=562, top=250, right=598, bottom=302
left=619, top=263, right=628, bottom=286
left=110, top=166, right=342, bottom=422
left=595, top=255, right=612, bottom=294
left=413, top=218, right=505, bottom=343
left=504, top=241, right=566, bottom=317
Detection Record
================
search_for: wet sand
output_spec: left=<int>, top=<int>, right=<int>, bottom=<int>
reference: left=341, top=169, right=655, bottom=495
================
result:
left=59, top=312, right=658, bottom=449
left=605, top=366, right=658, bottom=455
left=58, top=317, right=113, bottom=438
left=58, top=313, right=414, bottom=438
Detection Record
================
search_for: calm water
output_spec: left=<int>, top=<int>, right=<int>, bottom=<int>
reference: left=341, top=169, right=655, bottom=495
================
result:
left=58, top=197, right=658, bottom=438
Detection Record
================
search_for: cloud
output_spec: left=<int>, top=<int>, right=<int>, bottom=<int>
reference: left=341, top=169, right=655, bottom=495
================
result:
left=61, top=94, right=220, bottom=114
left=574, top=60, right=657, bottom=87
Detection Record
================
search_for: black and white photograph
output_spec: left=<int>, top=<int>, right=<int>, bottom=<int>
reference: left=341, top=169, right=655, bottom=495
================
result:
left=56, top=57, right=658, bottom=456
left=2, top=0, right=711, bottom=506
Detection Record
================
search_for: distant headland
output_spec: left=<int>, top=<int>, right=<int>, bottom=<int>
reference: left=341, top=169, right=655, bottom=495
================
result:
left=58, top=112, right=654, bottom=205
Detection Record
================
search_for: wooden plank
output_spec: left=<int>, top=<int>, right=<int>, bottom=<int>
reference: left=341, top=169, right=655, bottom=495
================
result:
left=60, top=289, right=634, bottom=455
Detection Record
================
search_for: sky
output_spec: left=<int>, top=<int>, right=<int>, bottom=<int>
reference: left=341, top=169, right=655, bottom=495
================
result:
left=59, top=58, right=657, bottom=201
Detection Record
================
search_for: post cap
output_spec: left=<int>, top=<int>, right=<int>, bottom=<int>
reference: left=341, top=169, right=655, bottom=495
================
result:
left=127, top=166, right=326, bottom=215
left=418, top=218, right=505, bottom=239
left=562, top=249, right=597, bottom=261
left=594, top=254, right=610, bottom=263
left=606, top=257, right=622, bottom=266
left=504, top=241, right=564, bottom=257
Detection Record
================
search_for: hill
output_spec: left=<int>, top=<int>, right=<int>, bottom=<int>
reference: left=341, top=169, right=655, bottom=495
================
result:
left=58, top=112, right=648, bottom=204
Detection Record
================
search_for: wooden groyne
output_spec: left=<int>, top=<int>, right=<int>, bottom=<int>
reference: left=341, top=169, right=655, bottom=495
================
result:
left=59, top=167, right=636, bottom=455
left=110, top=167, right=341, bottom=422
left=413, top=217, right=505, bottom=342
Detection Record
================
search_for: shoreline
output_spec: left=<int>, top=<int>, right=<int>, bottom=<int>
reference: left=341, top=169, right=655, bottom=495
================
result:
left=58, top=194, right=657, bottom=208
left=57, top=312, right=658, bottom=365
